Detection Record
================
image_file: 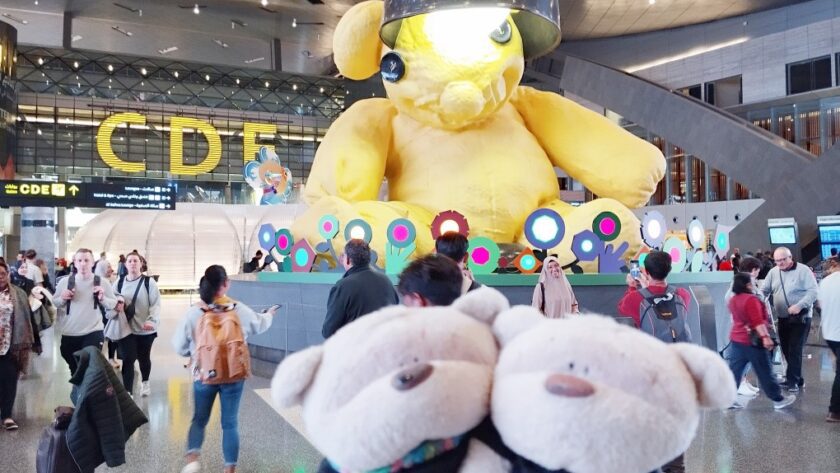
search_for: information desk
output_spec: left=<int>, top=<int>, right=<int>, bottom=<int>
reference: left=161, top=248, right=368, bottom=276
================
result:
left=230, top=271, right=735, bottom=377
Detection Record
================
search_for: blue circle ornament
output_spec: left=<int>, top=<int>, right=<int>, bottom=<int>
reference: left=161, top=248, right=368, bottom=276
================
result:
left=524, top=208, right=565, bottom=250
left=258, top=223, right=276, bottom=251
left=386, top=218, right=417, bottom=249
left=344, top=219, right=373, bottom=243
left=318, top=215, right=340, bottom=240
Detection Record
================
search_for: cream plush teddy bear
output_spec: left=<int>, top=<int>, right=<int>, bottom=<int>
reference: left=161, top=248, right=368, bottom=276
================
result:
left=271, top=286, right=513, bottom=473
left=491, top=308, right=736, bottom=473
left=293, top=1, right=664, bottom=267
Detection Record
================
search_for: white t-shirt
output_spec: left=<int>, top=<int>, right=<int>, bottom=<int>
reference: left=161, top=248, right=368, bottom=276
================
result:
left=25, top=260, right=43, bottom=285
left=818, top=272, right=840, bottom=342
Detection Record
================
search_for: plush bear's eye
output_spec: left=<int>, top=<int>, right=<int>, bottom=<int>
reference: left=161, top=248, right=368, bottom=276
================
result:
left=568, top=362, right=575, bottom=371
left=380, top=52, right=406, bottom=83
left=490, top=20, right=512, bottom=44
left=583, top=367, right=590, bottom=375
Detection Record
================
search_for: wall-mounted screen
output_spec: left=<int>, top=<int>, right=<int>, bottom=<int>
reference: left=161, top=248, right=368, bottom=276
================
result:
left=769, top=226, right=796, bottom=245
left=819, top=224, right=840, bottom=259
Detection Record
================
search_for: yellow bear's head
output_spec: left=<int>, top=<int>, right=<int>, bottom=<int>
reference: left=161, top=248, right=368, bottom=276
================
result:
left=334, top=1, right=525, bottom=131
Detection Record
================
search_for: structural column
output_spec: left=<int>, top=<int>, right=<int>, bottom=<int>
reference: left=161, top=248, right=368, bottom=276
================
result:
left=20, top=207, right=56, bottom=277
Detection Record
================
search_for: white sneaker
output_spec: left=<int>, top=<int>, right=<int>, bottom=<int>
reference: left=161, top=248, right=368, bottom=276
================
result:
left=738, top=382, right=758, bottom=397
left=773, top=394, right=796, bottom=410
left=180, top=461, right=201, bottom=473
left=140, top=381, right=151, bottom=397
left=744, top=380, right=760, bottom=393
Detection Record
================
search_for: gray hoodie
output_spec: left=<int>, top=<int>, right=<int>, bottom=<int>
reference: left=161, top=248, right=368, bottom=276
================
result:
left=111, top=275, right=162, bottom=335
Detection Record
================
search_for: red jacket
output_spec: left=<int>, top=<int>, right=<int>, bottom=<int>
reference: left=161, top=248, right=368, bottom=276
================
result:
left=728, top=293, right=771, bottom=345
left=617, top=282, right=692, bottom=328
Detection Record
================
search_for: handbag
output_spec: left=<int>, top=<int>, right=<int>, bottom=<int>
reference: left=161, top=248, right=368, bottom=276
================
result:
left=748, top=324, right=779, bottom=348
left=122, top=276, right=145, bottom=322
left=778, top=269, right=809, bottom=320
left=103, top=310, right=132, bottom=341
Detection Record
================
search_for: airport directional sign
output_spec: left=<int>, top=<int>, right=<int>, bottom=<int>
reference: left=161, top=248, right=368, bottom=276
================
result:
left=0, top=180, right=177, bottom=210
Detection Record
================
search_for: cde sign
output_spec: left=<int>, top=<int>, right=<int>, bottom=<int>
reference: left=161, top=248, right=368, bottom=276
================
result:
left=96, top=113, right=283, bottom=176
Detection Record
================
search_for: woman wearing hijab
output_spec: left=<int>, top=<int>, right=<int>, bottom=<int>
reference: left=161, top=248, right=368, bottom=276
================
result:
left=532, top=256, right=579, bottom=318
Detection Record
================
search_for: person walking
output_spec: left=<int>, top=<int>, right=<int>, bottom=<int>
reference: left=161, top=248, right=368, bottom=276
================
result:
left=172, top=265, right=276, bottom=473
left=435, top=232, right=481, bottom=294
left=725, top=256, right=766, bottom=397
left=36, top=258, right=54, bottom=293
left=321, top=240, right=398, bottom=338
left=761, top=247, right=818, bottom=392
left=52, top=249, right=118, bottom=375
left=817, top=257, right=840, bottom=422
left=727, top=272, right=796, bottom=410
left=0, top=260, right=37, bottom=430
left=112, top=252, right=162, bottom=397
left=117, top=254, right=128, bottom=278
left=532, top=256, right=579, bottom=318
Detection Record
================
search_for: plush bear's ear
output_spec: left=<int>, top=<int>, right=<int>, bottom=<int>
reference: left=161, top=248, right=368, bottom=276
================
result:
left=271, top=345, right=324, bottom=408
left=452, top=286, right=511, bottom=325
left=670, top=343, right=737, bottom=409
left=333, top=1, right=384, bottom=80
left=492, top=305, right=543, bottom=346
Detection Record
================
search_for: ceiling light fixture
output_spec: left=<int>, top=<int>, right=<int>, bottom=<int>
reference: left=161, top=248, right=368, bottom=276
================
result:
left=235, top=78, right=240, bottom=84
left=292, top=18, right=324, bottom=28
left=73, top=61, right=79, bottom=69
left=261, top=0, right=268, bottom=5
left=158, top=46, right=179, bottom=55
left=111, top=25, right=133, bottom=37
left=265, top=81, right=270, bottom=87
left=319, top=87, right=324, bottom=93
left=292, top=84, right=298, bottom=90
left=71, top=34, right=83, bottom=42
left=244, top=57, right=264, bottom=64
left=141, top=67, right=147, bottom=75
left=648, top=0, right=655, bottom=4
left=213, top=39, right=229, bottom=48
left=194, top=4, right=201, bottom=14
left=205, top=74, right=211, bottom=81
left=1, top=13, right=29, bottom=25
left=231, top=19, right=247, bottom=29
left=37, top=58, right=44, bottom=65
left=292, top=18, right=297, bottom=28
left=174, top=71, right=180, bottom=78
left=107, top=64, right=114, bottom=72
left=113, top=2, right=142, bottom=16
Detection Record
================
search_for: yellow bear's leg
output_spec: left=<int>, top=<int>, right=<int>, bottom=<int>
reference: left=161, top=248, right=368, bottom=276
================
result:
left=292, top=196, right=436, bottom=267
left=518, top=198, right=642, bottom=273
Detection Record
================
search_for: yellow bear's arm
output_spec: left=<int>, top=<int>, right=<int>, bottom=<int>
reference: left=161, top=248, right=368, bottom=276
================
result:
left=303, top=98, right=396, bottom=204
left=510, top=86, right=665, bottom=208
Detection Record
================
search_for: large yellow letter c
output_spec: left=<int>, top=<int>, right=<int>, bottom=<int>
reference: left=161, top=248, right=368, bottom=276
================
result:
left=96, top=113, right=147, bottom=173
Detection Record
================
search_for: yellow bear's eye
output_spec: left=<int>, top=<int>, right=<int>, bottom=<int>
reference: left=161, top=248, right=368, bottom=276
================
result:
left=490, top=20, right=512, bottom=44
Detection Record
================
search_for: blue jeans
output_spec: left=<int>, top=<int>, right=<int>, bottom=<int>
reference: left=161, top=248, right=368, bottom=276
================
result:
left=187, top=380, right=245, bottom=466
left=728, top=341, right=784, bottom=402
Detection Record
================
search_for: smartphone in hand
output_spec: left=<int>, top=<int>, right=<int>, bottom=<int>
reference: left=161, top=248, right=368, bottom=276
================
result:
left=629, top=260, right=641, bottom=280
left=265, top=304, right=282, bottom=313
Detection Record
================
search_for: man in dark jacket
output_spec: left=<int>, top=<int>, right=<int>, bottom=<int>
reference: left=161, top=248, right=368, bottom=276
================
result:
left=67, top=346, right=148, bottom=473
left=321, top=240, right=398, bottom=338
left=435, top=232, right=481, bottom=294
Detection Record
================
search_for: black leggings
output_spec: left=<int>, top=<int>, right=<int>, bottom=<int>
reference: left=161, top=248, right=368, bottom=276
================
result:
left=106, top=339, right=118, bottom=360
left=0, top=353, right=19, bottom=419
left=117, top=333, right=157, bottom=394
left=60, top=331, right=104, bottom=375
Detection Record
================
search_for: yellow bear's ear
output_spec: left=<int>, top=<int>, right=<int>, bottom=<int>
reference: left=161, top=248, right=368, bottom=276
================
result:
left=333, top=1, right=385, bottom=80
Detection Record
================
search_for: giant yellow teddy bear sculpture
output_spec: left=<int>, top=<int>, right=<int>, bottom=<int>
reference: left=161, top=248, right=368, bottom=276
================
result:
left=293, top=1, right=665, bottom=268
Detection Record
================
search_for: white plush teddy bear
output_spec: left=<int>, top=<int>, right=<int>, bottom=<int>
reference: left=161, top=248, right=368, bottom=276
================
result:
left=271, top=286, right=512, bottom=473
left=491, top=308, right=736, bottom=473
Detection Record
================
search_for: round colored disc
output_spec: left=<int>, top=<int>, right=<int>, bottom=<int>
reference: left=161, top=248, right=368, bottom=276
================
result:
left=386, top=218, right=417, bottom=249
left=467, top=237, right=500, bottom=275
left=524, top=209, right=565, bottom=250
left=344, top=219, right=373, bottom=243
left=592, top=211, right=621, bottom=242
left=662, top=237, right=687, bottom=273
left=318, top=215, right=340, bottom=240
left=274, top=228, right=294, bottom=256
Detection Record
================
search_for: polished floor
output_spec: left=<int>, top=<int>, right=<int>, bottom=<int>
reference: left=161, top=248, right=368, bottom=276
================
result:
left=0, top=296, right=837, bottom=472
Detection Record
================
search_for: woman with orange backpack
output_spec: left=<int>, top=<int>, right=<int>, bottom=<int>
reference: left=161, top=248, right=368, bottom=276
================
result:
left=172, top=265, right=276, bottom=473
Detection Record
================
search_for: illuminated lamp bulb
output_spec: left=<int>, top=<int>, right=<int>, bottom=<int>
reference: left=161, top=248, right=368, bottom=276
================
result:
left=424, top=8, right=510, bottom=61
left=646, top=219, right=662, bottom=239
left=439, top=219, right=460, bottom=234
left=349, top=226, right=366, bottom=240
left=193, top=4, right=200, bottom=15
left=532, top=215, right=559, bottom=242
left=580, top=239, right=594, bottom=253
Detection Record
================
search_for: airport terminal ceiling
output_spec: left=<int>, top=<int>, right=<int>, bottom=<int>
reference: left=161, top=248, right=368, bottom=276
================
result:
left=0, top=0, right=813, bottom=75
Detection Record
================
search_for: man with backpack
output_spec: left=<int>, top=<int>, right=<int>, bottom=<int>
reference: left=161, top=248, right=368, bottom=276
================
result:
left=617, top=250, right=692, bottom=473
left=617, top=250, right=692, bottom=342
left=52, top=249, right=118, bottom=375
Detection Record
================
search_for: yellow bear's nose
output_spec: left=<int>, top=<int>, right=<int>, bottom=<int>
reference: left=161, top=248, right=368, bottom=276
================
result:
left=439, top=81, right=485, bottom=124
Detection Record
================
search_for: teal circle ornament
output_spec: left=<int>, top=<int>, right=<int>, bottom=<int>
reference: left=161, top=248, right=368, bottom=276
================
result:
left=468, top=237, right=501, bottom=275
left=386, top=218, right=416, bottom=249
left=318, top=215, right=340, bottom=240
left=275, top=228, right=294, bottom=256
left=662, top=237, right=687, bottom=273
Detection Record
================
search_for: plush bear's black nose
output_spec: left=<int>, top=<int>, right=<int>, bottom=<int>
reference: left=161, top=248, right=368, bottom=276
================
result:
left=544, top=374, right=595, bottom=398
left=392, top=363, right=433, bottom=391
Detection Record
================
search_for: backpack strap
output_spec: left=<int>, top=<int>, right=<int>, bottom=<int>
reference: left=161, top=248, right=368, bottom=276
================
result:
left=93, top=275, right=102, bottom=312
left=66, top=274, right=76, bottom=315
left=539, top=282, right=545, bottom=314
left=117, top=275, right=125, bottom=293
left=637, top=287, right=657, bottom=333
